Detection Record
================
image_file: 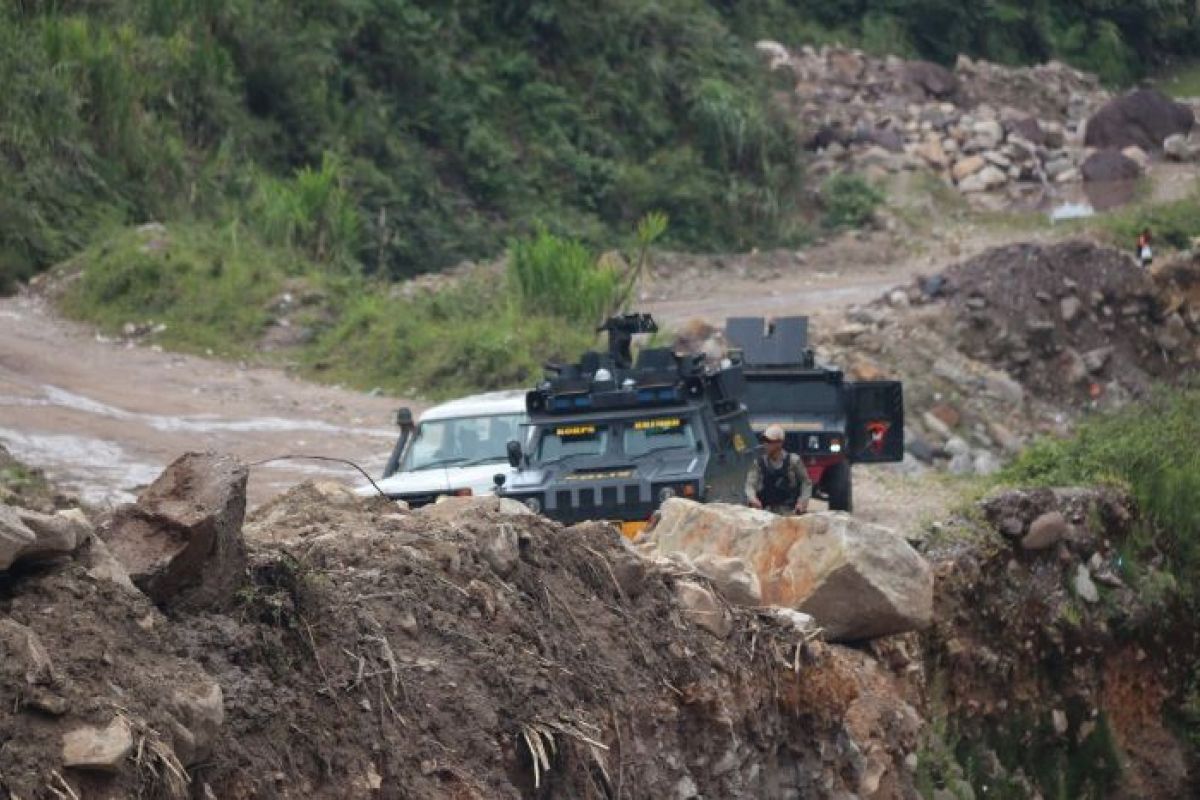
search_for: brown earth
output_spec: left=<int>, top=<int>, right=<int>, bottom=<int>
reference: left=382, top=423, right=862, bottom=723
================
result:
left=5, top=453, right=1197, bottom=799
left=935, top=240, right=1198, bottom=404
left=921, top=485, right=1196, bottom=799
left=1, top=482, right=923, bottom=799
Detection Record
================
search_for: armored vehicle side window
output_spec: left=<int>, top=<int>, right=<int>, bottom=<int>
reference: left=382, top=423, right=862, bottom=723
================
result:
left=538, top=424, right=609, bottom=460
left=743, top=381, right=841, bottom=414
left=622, top=417, right=697, bottom=458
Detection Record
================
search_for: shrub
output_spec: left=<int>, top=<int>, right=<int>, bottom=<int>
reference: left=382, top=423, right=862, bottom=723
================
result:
left=251, top=153, right=362, bottom=270
left=1101, top=193, right=1200, bottom=252
left=821, top=174, right=884, bottom=230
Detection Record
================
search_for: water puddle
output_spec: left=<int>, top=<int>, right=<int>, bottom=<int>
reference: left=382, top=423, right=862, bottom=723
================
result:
left=1045, top=178, right=1139, bottom=222
left=1050, top=201, right=1095, bottom=222
left=0, top=383, right=395, bottom=438
left=0, top=426, right=159, bottom=506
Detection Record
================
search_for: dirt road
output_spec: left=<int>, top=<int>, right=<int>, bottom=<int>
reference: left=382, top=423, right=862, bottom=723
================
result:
left=0, top=236, right=966, bottom=529
left=0, top=293, right=413, bottom=507
left=7, top=173, right=1165, bottom=520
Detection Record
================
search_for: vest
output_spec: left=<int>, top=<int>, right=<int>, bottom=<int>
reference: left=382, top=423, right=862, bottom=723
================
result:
left=757, top=453, right=799, bottom=507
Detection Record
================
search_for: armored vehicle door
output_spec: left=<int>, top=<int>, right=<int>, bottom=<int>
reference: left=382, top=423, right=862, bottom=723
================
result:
left=703, top=409, right=756, bottom=503
left=847, top=381, right=904, bottom=463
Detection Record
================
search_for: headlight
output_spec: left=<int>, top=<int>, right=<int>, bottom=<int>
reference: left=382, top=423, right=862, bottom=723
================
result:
left=523, top=496, right=542, bottom=514
left=658, top=487, right=676, bottom=503
left=829, top=442, right=842, bottom=453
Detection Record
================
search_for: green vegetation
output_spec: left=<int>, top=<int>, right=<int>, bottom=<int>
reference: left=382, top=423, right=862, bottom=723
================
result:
left=61, top=221, right=661, bottom=400
left=508, top=229, right=622, bottom=324
left=61, top=225, right=290, bottom=355
left=1003, top=386, right=1200, bottom=596
left=0, top=453, right=55, bottom=511
left=7, top=0, right=1200, bottom=292
left=720, top=0, right=1200, bottom=86
left=820, top=174, right=885, bottom=230
left=1098, top=191, right=1200, bottom=251
left=1, top=0, right=816, bottom=293
left=1155, top=60, right=1200, bottom=98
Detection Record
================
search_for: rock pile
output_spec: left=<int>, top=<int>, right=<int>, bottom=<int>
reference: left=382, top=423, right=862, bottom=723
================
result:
left=935, top=241, right=1200, bottom=404
left=810, top=240, right=1200, bottom=477
left=757, top=43, right=1111, bottom=199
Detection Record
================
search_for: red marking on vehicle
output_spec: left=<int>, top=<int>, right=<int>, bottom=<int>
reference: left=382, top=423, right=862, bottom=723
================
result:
left=866, top=421, right=890, bottom=454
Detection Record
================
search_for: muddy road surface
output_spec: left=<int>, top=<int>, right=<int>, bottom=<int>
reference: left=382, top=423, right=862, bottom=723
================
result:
left=0, top=283, right=954, bottom=534
left=0, top=294, right=412, bottom=507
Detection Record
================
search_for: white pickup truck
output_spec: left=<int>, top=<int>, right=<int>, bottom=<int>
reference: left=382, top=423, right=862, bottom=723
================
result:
left=366, top=390, right=528, bottom=506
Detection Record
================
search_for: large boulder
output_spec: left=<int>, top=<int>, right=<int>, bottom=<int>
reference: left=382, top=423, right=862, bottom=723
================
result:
left=643, top=499, right=933, bottom=641
left=106, top=452, right=248, bottom=610
left=1080, top=150, right=1141, bottom=183
left=903, top=61, right=959, bottom=99
left=1084, top=89, right=1194, bottom=152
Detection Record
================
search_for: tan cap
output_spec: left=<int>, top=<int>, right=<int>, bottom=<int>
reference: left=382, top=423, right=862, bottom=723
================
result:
left=761, top=424, right=785, bottom=442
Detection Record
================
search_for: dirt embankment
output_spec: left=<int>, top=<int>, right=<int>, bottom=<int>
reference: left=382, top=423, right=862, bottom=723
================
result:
left=919, top=485, right=1196, bottom=798
left=1, top=460, right=921, bottom=800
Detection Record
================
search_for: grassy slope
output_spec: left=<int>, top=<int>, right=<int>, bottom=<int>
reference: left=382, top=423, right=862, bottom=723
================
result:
left=59, top=223, right=599, bottom=400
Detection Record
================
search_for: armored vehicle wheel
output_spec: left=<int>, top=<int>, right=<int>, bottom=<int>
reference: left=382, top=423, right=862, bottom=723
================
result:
left=824, top=460, right=852, bottom=512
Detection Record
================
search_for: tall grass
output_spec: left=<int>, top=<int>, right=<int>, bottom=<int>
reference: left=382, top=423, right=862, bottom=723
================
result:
left=60, top=224, right=286, bottom=355
left=251, top=152, right=362, bottom=269
left=507, top=228, right=623, bottom=325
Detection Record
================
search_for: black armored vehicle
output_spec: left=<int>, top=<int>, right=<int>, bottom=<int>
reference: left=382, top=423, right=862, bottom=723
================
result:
left=497, top=313, right=758, bottom=538
left=725, top=316, right=904, bottom=512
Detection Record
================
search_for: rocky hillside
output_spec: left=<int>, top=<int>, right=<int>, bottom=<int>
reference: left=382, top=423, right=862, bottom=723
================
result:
left=763, top=44, right=1199, bottom=209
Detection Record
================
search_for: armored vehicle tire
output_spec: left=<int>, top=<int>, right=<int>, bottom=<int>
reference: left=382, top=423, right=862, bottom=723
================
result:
left=824, top=460, right=852, bottom=512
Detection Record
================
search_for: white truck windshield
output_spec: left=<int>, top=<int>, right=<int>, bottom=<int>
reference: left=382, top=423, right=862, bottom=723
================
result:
left=402, top=413, right=524, bottom=471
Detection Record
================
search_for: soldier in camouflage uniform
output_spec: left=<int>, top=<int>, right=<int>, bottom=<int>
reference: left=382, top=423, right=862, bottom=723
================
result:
left=744, top=424, right=812, bottom=516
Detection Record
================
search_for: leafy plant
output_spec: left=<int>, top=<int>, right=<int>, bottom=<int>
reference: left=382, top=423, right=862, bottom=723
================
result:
left=251, top=152, right=362, bottom=269
left=506, top=227, right=622, bottom=325
left=821, top=174, right=885, bottom=230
